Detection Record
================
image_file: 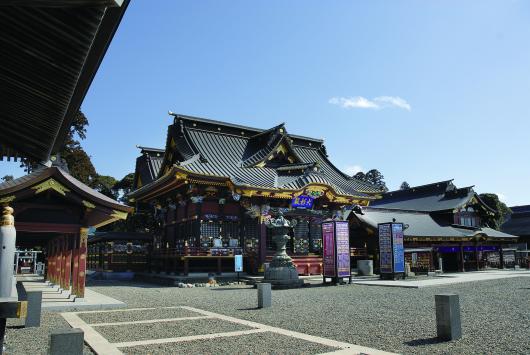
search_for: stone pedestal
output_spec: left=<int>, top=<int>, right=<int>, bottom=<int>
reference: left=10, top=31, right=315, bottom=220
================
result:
left=357, top=260, right=373, bottom=276
left=264, top=266, right=304, bottom=289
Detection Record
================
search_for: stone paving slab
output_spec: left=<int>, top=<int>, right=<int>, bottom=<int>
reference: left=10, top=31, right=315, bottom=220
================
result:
left=119, top=331, right=340, bottom=354
left=79, top=306, right=202, bottom=324
left=95, top=317, right=253, bottom=343
left=62, top=306, right=396, bottom=355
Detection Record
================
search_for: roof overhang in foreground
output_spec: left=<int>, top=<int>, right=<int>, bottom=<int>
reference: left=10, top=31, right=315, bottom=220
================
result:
left=0, top=0, right=129, bottom=163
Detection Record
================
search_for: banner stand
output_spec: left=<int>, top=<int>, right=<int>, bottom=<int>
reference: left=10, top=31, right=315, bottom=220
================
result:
left=322, top=220, right=351, bottom=285
left=378, top=222, right=405, bottom=280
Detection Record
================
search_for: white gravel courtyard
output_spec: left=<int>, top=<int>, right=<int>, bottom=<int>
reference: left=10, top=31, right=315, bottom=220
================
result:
left=4, top=273, right=530, bottom=354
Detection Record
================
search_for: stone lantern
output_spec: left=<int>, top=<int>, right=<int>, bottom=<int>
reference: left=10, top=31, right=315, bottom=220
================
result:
left=264, top=211, right=304, bottom=288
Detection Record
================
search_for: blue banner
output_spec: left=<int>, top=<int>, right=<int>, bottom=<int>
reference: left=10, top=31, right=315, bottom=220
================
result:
left=392, top=223, right=405, bottom=273
left=291, top=195, right=314, bottom=209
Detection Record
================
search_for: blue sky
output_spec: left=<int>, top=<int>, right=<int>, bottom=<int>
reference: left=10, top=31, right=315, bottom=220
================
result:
left=2, top=0, right=530, bottom=206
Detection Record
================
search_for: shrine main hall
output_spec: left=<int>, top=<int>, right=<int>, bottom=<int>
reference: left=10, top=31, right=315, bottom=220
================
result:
left=129, top=114, right=384, bottom=274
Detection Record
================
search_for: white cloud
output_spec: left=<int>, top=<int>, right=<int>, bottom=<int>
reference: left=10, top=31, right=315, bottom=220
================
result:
left=343, top=165, right=363, bottom=176
left=329, top=96, right=411, bottom=111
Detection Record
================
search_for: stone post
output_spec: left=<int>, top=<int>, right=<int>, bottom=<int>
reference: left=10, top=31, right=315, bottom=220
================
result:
left=0, top=206, right=16, bottom=298
left=435, top=293, right=462, bottom=341
left=25, top=290, right=42, bottom=327
left=257, top=283, right=271, bottom=308
left=48, top=328, right=84, bottom=355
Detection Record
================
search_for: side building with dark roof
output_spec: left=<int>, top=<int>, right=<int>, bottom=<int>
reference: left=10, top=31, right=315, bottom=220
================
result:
left=348, top=180, right=520, bottom=273
left=502, top=205, right=530, bottom=266
left=129, top=113, right=383, bottom=275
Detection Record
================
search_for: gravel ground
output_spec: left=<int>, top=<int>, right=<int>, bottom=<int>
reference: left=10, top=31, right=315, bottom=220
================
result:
left=120, top=331, right=339, bottom=354
left=5, top=311, right=94, bottom=355
left=79, top=306, right=201, bottom=324
left=95, top=318, right=252, bottom=343
left=87, top=277, right=530, bottom=354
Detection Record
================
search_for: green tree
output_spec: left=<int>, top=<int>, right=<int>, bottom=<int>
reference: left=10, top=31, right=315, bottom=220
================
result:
left=60, top=110, right=97, bottom=186
left=353, top=171, right=365, bottom=181
left=1, top=175, right=14, bottom=182
left=112, top=173, right=135, bottom=203
left=91, top=175, right=118, bottom=200
left=353, top=169, right=387, bottom=191
left=365, top=169, right=388, bottom=191
left=400, top=181, right=410, bottom=190
left=478, top=193, right=512, bottom=229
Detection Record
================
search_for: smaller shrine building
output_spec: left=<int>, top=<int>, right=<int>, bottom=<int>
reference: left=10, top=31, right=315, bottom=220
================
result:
left=349, top=180, right=519, bottom=273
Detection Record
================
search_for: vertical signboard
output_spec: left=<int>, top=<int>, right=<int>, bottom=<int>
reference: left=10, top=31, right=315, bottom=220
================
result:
left=322, top=222, right=335, bottom=277
left=234, top=255, right=243, bottom=272
left=378, top=222, right=405, bottom=278
left=378, top=223, right=393, bottom=274
left=392, top=223, right=405, bottom=273
left=322, top=221, right=351, bottom=280
left=335, top=221, right=351, bottom=277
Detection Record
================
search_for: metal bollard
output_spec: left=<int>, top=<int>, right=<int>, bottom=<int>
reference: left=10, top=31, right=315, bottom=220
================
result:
left=49, top=328, right=84, bottom=355
left=435, top=293, right=462, bottom=340
left=25, top=290, right=42, bottom=327
left=257, top=283, right=271, bottom=308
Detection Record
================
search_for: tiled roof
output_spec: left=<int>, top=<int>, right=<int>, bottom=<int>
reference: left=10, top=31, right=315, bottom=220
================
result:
left=0, top=166, right=131, bottom=212
left=371, top=180, right=493, bottom=212
left=354, top=207, right=517, bottom=240
left=130, top=114, right=383, bottom=199
left=501, top=209, right=530, bottom=237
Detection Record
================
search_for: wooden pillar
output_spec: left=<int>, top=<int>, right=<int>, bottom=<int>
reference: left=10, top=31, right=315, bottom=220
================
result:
left=71, top=233, right=79, bottom=296
left=499, top=245, right=504, bottom=269
left=56, top=237, right=62, bottom=285
left=459, top=243, right=465, bottom=272
left=60, top=236, right=67, bottom=289
left=64, top=236, right=72, bottom=290
left=259, top=216, right=267, bottom=272
left=46, top=240, right=53, bottom=283
left=76, top=227, right=88, bottom=298
left=475, top=241, right=480, bottom=271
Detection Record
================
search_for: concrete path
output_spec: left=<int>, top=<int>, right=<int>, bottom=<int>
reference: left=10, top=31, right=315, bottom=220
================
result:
left=351, top=269, right=530, bottom=288
left=18, top=275, right=126, bottom=311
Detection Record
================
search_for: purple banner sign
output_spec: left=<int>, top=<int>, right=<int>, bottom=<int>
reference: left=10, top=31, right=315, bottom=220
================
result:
left=378, top=223, right=393, bottom=273
left=322, top=222, right=335, bottom=277
left=335, top=221, right=350, bottom=277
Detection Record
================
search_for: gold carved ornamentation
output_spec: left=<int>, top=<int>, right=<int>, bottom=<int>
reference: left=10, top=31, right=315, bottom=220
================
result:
left=111, top=210, right=128, bottom=220
left=32, top=178, right=70, bottom=196
left=82, top=200, right=96, bottom=209
left=1, top=206, right=14, bottom=226
left=0, top=195, right=15, bottom=204
left=175, top=171, right=188, bottom=180
left=274, top=191, right=294, bottom=199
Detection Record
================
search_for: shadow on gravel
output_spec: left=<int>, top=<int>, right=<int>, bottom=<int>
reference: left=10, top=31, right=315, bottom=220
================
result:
left=7, top=325, right=25, bottom=330
left=404, top=337, right=443, bottom=346
left=236, top=307, right=260, bottom=310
